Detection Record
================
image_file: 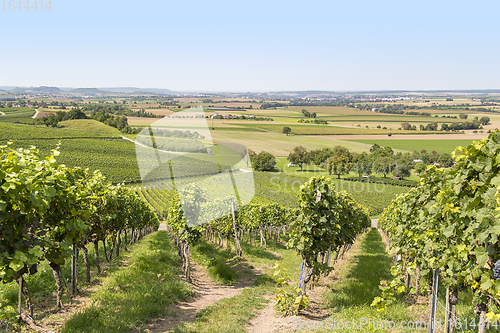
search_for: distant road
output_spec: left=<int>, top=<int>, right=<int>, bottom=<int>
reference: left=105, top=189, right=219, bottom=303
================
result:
left=121, top=135, right=149, bottom=148
left=31, top=109, right=39, bottom=119
left=0, top=111, right=4, bottom=116
left=371, top=218, right=378, bottom=228
left=312, top=133, right=489, bottom=140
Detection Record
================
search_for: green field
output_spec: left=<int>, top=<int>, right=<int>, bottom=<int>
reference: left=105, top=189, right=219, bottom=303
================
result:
left=346, top=139, right=474, bottom=154
left=237, top=123, right=446, bottom=135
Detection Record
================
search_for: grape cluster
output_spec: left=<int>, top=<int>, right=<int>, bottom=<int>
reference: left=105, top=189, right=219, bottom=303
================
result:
left=458, top=283, right=465, bottom=291
left=494, top=259, right=500, bottom=280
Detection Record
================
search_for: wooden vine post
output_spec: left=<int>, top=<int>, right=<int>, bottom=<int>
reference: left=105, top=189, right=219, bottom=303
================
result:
left=71, top=244, right=78, bottom=295
left=428, top=269, right=439, bottom=333
left=231, top=201, right=242, bottom=257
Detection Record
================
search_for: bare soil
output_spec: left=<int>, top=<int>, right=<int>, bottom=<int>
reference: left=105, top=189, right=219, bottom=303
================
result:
left=141, top=260, right=261, bottom=333
left=246, top=234, right=364, bottom=333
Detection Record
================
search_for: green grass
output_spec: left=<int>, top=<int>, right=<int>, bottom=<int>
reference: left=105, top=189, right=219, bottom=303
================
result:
left=312, top=228, right=414, bottom=332
left=61, top=231, right=192, bottom=333
left=191, top=241, right=238, bottom=285
left=173, top=285, right=270, bottom=333
left=0, top=237, right=133, bottom=318
left=238, top=123, right=433, bottom=135
left=174, top=232, right=301, bottom=333
left=346, top=139, right=475, bottom=154
left=311, top=228, right=478, bottom=333
left=58, top=119, right=122, bottom=135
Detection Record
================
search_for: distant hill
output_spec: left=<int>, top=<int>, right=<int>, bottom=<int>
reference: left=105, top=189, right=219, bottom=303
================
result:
left=100, top=87, right=174, bottom=94
left=68, top=88, right=112, bottom=95
left=10, top=86, right=63, bottom=94
left=0, top=86, right=174, bottom=96
left=270, top=90, right=338, bottom=95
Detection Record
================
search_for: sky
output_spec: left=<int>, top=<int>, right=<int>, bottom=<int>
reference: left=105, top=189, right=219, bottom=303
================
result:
left=0, top=0, right=499, bottom=92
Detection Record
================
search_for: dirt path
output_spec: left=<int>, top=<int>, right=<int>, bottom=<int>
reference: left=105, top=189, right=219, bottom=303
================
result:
left=0, top=111, right=4, bottom=116
left=246, top=233, right=365, bottom=333
left=31, top=109, right=39, bottom=119
left=142, top=260, right=261, bottom=333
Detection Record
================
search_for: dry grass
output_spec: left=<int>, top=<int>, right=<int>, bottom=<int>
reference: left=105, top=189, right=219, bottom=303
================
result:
left=126, top=117, right=161, bottom=126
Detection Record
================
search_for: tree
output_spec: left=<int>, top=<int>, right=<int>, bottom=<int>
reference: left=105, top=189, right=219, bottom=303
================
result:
left=392, top=162, right=411, bottom=179
left=459, top=113, right=468, bottom=119
left=66, top=108, right=87, bottom=120
left=352, top=152, right=371, bottom=177
left=327, top=155, right=351, bottom=179
left=371, top=145, right=394, bottom=158
left=251, top=151, right=276, bottom=171
left=370, top=144, right=381, bottom=153
left=414, top=162, right=427, bottom=175
left=437, top=152, right=453, bottom=167
left=332, top=146, right=352, bottom=160
left=401, top=122, right=412, bottom=130
left=480, top=116, right=490, bottom=125
left=310, top=148, right=334, bottom=165
left=282, top=126, right=291, bottom=136
left=373, top=156, right=394, bottom=178
left=288, top=146, right=310, bottom=172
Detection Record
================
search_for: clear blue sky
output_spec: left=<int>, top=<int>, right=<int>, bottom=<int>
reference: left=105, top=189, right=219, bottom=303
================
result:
left=1, top=0, right=499, bottom=92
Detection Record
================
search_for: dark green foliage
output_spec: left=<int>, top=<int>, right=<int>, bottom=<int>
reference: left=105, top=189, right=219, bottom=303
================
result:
left=251, top=151, right=276, bottom=171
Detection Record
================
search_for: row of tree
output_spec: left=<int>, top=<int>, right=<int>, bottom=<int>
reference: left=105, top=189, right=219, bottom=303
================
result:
left=400, top=116, right=490, bottom=132
left=38, top=108, right=141, bottom=134
left=301, top=109, right=317, bottom=118
left=286, top=144, right=454, bottom=179
left=249, top=144, right=454, bottom=179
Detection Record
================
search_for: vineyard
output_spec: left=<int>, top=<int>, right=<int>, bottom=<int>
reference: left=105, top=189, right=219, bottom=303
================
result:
left=0, top=141, right=375, bottom=332
left=0, top=107, right=36, bottom=124
left=0, top=123, right=142, bottom=184
left=374, top=130, right=500, bottom=332
left=253, top=171, right=409, bottom=215
left=0, top=143, right=159, bottom=330
left=3, top=111, right=500, bottom=332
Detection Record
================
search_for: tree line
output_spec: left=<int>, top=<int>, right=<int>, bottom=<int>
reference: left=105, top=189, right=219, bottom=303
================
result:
left=248, top=144, right=454, bottom=180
